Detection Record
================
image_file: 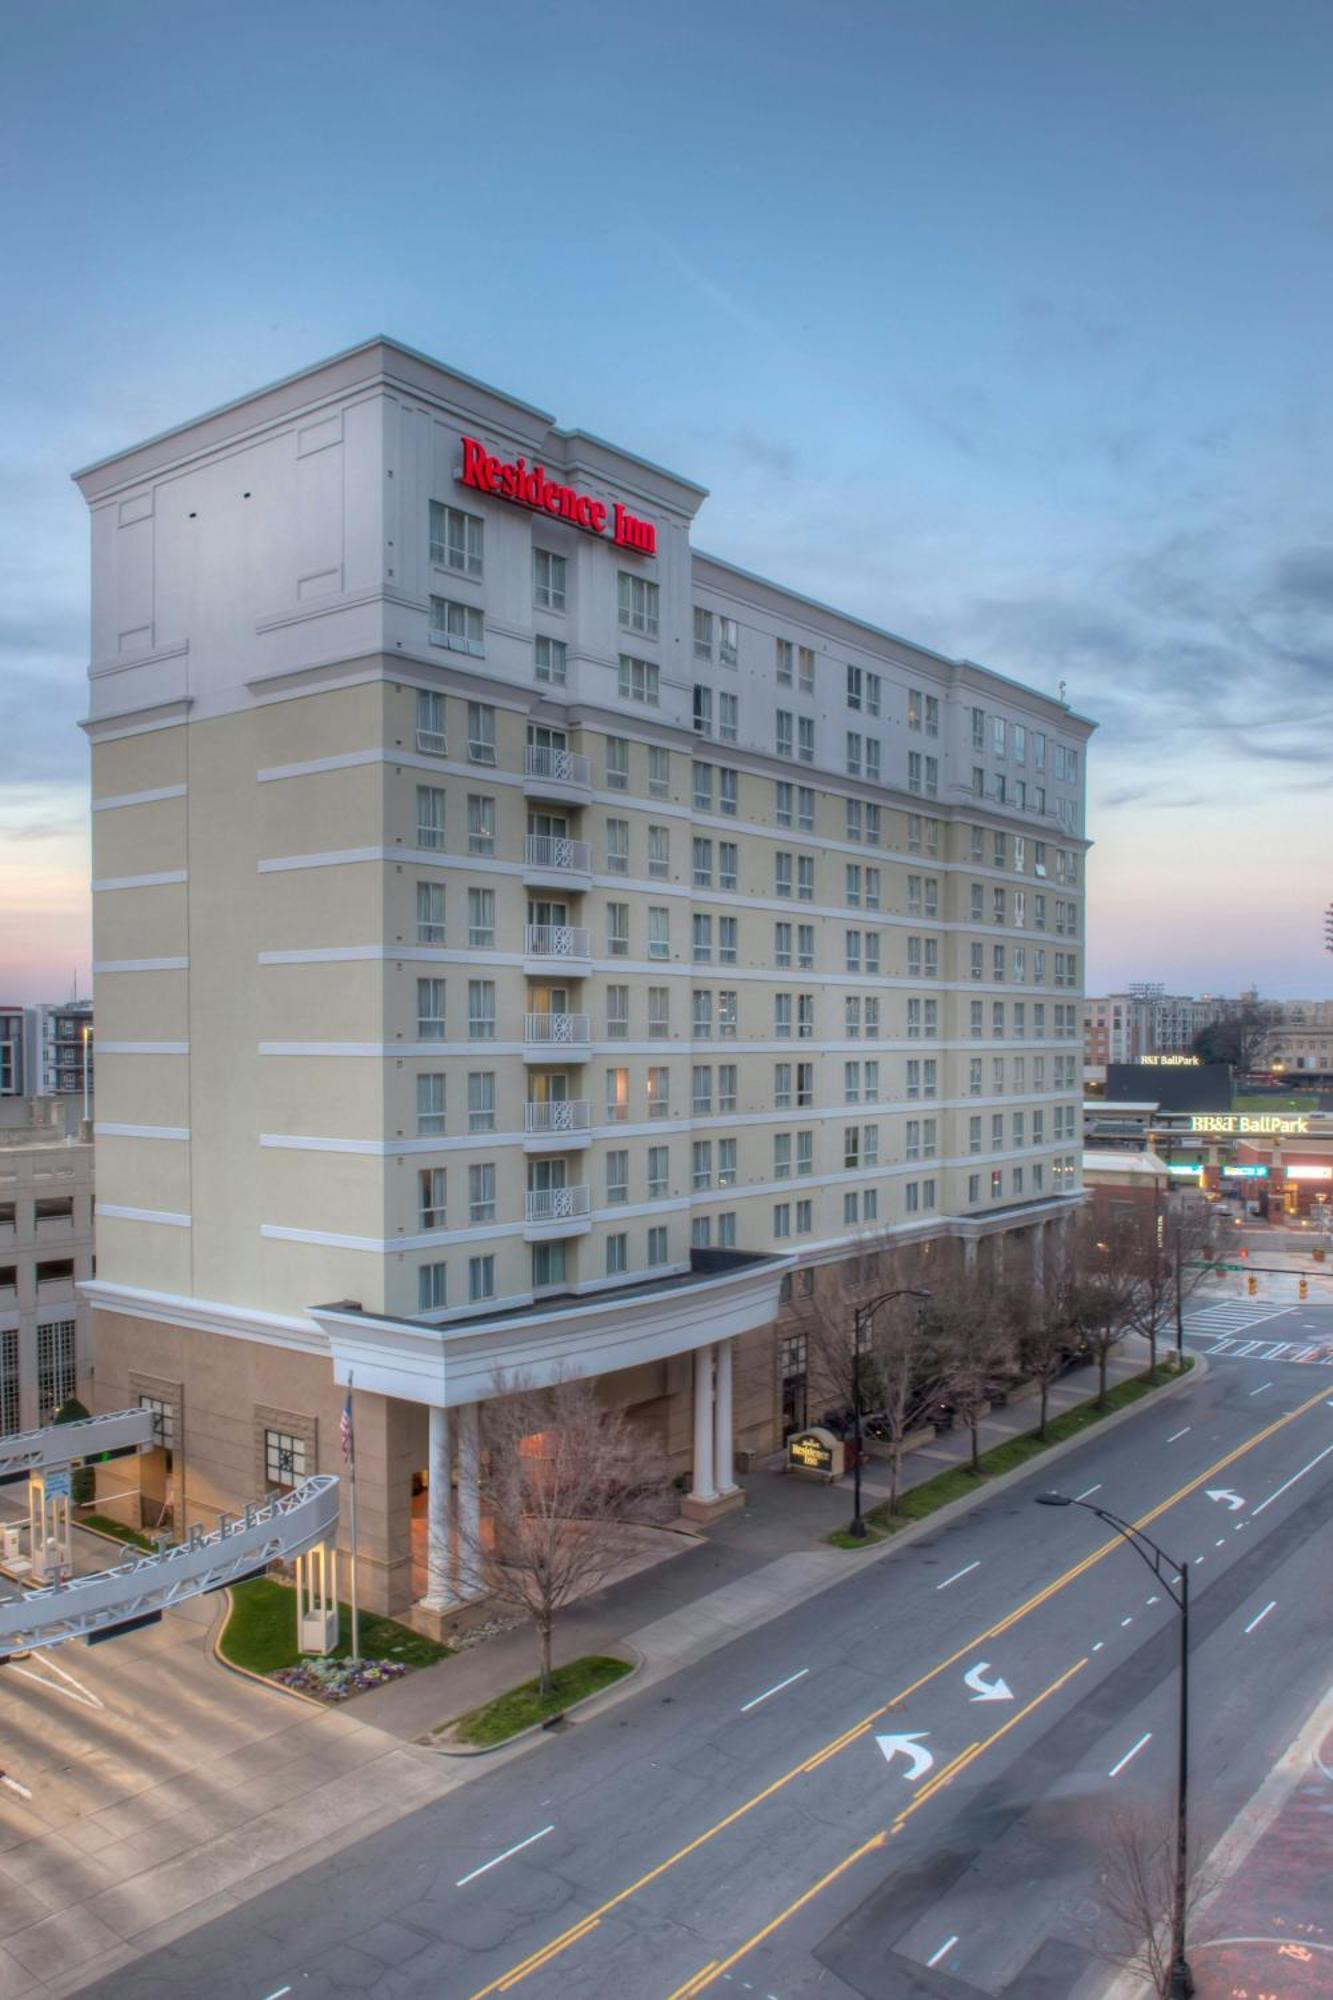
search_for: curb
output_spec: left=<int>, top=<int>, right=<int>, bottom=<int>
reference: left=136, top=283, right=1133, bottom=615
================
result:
left=428, top=1645, right=643, bottom=1757
left=208, top=1586, right=328, bottom=1710
left=824, top=1356, right=1204, bottom=1567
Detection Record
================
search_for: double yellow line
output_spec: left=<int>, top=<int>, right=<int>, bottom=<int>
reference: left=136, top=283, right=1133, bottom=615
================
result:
left=466, top=1381, right=1331, bottom=2000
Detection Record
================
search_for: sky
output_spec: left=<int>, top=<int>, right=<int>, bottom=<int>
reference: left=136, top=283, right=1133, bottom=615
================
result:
left=2, top=0, right=1331, bottom=1003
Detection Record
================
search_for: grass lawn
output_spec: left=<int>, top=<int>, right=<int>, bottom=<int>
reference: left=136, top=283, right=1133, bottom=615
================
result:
left=218, top=1576, right=451, bottom=1676
left=451, top=1656, right=632, bottom=1746
left=80, top=1513, right=160, bottom=1552
left=828, top=1357, right=1193, bottom=1549
left=1233, top=1092, right=1318, bottom=1112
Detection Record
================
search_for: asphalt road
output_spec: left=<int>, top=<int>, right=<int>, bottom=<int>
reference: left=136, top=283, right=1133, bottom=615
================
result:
left=91, top=1302, right=1333, bottom=2000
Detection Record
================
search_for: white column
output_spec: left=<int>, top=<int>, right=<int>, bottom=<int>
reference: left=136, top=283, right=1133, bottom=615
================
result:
left=421, top=1404, right=455, bottom=1610
left=963, top=1236, right=978, bottom=1275
left=456, top=1403, right=482, bottom=1600
left=1032, top=1221, right=1046, bottom=1289
left=691, top=1345, right=717, bottom=1503
left=713, top=1338, right=737, bottom=1495
left=993, top=1233, right=1006, bottom=1283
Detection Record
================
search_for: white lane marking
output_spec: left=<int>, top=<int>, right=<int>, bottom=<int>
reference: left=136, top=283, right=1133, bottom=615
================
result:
left=1146, top=1595, right=1160, bottom=1606
left=0, top=1774, right=32, bottom=1800
left=1251, top=1440, right=1333, bottom=1517
left=1074, top=1483, right=1102, bottom=1502
left=926, top=1936, right=959, bottom=1968
left=1216, top=1539, right=1226, bottom=1547
left=1194, top=1556, right=1206, bottom=1565
left=263, top=1990, right=292, bottom=2000
left=1243, top=1601, right=1277, bottom=1635
left=741, top=1668, right=809, bottom=1713
left=1109, top=1732, right=1153, bottom=1779
left=1204, top=1339, right=1235, bottom=1354
left=455, top=1824, right=555, bottom=1888
left=1092, top=1641, right=1104, bottom=1651
left=4, top=1654, right=105, bottom=1711
left=1166, top=1428, right=1191, bottom=1442
left=1265, top=1345, right=1291, bottom=1359
left=1232, top=1341, right=1262, bottom=1357
left=1249, top=1382, right=1273, bottom=1396
left=1121, top=1617, right=1133, bottom=1627
left=936, top=1561, right=980, bottom=1591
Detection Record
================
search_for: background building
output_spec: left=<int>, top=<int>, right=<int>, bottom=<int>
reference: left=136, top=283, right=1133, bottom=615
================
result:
left=76, top=338, right=1092, bottom=1617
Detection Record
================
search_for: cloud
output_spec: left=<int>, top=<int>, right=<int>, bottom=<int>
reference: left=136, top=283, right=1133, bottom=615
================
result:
left=1270, top=545, right=1333, bottom=609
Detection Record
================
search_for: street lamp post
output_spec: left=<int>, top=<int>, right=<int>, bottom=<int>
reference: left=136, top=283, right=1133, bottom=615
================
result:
left=848, top=1287, right=931, bottom=1539
left=1036, top=1491, right=1193, bottom=1998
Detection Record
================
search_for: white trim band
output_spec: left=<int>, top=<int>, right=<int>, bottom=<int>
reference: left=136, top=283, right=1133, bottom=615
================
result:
left=91, top=785, right=188, bottom=813
left=91, top=870, right=188, bottom=892
left=94, top=1042, right=190, bottom=1056
left=94, top=1123, right=191, bottom=1141
left=96, top=1204, right=192, bottom=1228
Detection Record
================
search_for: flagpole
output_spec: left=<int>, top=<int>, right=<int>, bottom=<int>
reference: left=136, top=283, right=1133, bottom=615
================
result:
left=347, top=1371, right=361, bottom=1663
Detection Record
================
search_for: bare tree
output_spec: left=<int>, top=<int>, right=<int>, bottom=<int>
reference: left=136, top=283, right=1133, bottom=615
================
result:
left=1085, top=1804, right=1220, bottom=1997
left=1069, top=1215, right=1142, bottom=1408
left=462, top=1374, right=670, bottom=1696
left=786, top=1237, right=950, bottom=1517
left=1121, top=1197, right=1218, bottom=1378
left=1010, top=1239, right=1084, bottom=1439
left=927, top=1266, right=1017, bottom=1474
left=1191, top=1000, right=1282, bottom=1074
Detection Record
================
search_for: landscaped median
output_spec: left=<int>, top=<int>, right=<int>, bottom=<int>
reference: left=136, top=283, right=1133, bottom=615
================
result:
left=216, top=1576, right=451, bottom=1701
left=828, top=1357, right=1195, bottom=1549
left=432, top=1654, right=634, bottom=1750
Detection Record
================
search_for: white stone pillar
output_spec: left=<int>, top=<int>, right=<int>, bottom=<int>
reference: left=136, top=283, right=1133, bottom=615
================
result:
left=993, top=1233, right=1006, bottom=1284
left=691, top=1345, right=717, bottom=1503
left=713, top=1338, right=737, bottom=1495
left=1032, top=1221, right=1046, bottom=1290
left=421, top=1404, right=455, bottom=1610
left=456, top=1403, right=482, bottom=1600
left=963, top=1236, right=978, bottom=1275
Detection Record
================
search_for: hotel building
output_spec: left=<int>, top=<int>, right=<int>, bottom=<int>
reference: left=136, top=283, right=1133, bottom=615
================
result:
left=75, top=339, right=1092, bottom=1618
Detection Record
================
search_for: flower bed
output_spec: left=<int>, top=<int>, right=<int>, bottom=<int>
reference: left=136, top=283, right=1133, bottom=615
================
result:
left=273, top=1656, right=409, bottom=1702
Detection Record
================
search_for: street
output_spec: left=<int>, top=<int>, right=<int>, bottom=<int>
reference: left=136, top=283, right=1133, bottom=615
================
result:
left=81, top=1300, right=1333, bottom=2000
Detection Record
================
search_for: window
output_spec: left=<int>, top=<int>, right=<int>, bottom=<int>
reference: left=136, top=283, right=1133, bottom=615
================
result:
left=417, top=978, right=446, bottom=1040
left=648, top=1145, right=669, bottom=1198
left=844, top=1061, right=861, bottom=1107
left=417, top=1072, right=446, bottom=1136
left=866, top=804, right=882, bottom=846
left=418, top=1261, right=448, bottom=1312
left=773, top=1203, right=792, bottom=1239
left=693, top=607, right=714, bottom=661
left=798, top=717, right=815, bottom=763
left=845, top=930, right=862, bottom=975
left=719, top=766, right=738, bottom=816
left=844, top=1126, right=861, bottom=1170
left=264, top=1426, right=308, bottom=1491
left=865, top=933, right=880, bottom=975
left=417, top=881, right=446, bottom=945
left=719, top=842, right=738, bottom=892
left=776, top=710, right=794, bottom=759
left=531, top=545, right=568, bottom=611
left=718, top=690, right=738, bottom=742
left=532, top=1241, right=568, bottom=1289
left=647, top=985, right=669, bottom=1037
left=431, top=597, right=484, bottom=656
left=774, top=993, right=792, bottom=1040
left=467, top=1070, right=496, bottom=1132
left=908, top=751, right=923, bottom=794
left=606, top=737, right=629, bottom=791
left=692, top=837, right=713, bottom=889
left=466, top=794, right=494, bottom=856
left=607, top=902, right=630, bottom=956
left=798, top=786, right=815, bottom=832
left=693, top=684, right=713, bottom=736
left=467, top=1163, right=495, bottom=1224
left=846, top=731, right=862, bottom=777
left=534, top=634, right=567, bottom=685
left=719, top=617, right=739, bottom=667
left=648, top=907, right=670, bottom=959
left=648, top=1066, right=670, bottom=1118
left=604, top=988, right=632, bottom=1048
left=718, top=1066, right=738, bottom=1115
left=864, top=866, right=881, bottom=910
left=467, top=980, right=495, bottom=1041
left=969, top=1056, right=983, bottom=1095
left=648, top=744, right=669, bottom=799
left=618, top=571, right=659, bottom=638
left=467, top=887, right=494, bottom=949
left=647, top=1225, right=669, bottom=1267
left=462, top=704, right=495, bottom=767
left=865, top=738, right=881, bottom=781
left=692, top=914, right=712, bottom=963
left=775, top=780, right=793, bottom=828
left=775, top=851, right=794, bottom=899
left=798, top=993, right=815, bottom=1039
left=618, top=654, right=659, bottom=705
left=969, top=1114, right=982, bottom=1155
left=431, top=502, right=483, bottom=576
left=413, top=692, right=448, bottom=762
left=797, top=855, right=815, bottom=901
left=465, top=1254, right=495, bottom=1304
left=693, top=1140, right=713, bottom=1191
left=416, top=785, right=446, bottom=852
left=693, top=990, right=713, bottom=1041
left=606, top=819, right=629, bottom=875
left=846, top=799, right=863, bottom=843
left=719, top=913, right=738, bottom=966
left=693, top=761, right=713, bottom=812
left=776, top=637, right=794, bottom=685
left=604, top=1066, right=630, bottom=1123
left=846, top=995, right=861, bottom=1039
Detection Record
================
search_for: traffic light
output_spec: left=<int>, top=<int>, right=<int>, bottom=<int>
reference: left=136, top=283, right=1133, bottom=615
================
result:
left=1247, top=1275, right=1258, bottom=1297
left=1299, top=1278, right=1309, bottom=1301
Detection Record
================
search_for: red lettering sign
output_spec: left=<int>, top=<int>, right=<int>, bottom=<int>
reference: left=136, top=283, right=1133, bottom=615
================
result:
left=458, top=435, right=654, bottom=555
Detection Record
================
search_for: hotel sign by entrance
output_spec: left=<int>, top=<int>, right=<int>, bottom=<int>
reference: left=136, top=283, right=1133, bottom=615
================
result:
left=1189, top=1114, right=1310, bottom=1136
left=786, top=1427, right=844, bottom=1478
left=458, top=436, right=657, bottom=554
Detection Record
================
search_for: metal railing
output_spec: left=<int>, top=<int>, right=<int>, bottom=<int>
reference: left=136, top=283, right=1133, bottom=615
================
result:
left=524, top=834, right=592, bottom=874
left=524, top=1099, right=592, bottom=1136
left=524, top=923, right=591, bottom=959
left=523, top=1012, right=591, bottom=1046
left=524, top=1184, right=592, bottom=1225
left=525, top=744, right=591, bottom=787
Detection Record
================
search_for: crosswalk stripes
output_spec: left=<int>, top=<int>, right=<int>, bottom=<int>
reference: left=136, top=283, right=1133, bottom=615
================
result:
left=1185, top=1300, right=1295, bottom=1338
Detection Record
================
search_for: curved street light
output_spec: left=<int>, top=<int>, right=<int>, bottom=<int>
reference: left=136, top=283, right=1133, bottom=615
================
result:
left=1035, top=1491, right=1193, bottom=1998
left=848, top=1287, right=931, bottom=1539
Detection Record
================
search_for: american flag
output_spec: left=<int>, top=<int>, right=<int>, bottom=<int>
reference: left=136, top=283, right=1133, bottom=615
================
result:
left=340, top=1387, right=354, bottom=1462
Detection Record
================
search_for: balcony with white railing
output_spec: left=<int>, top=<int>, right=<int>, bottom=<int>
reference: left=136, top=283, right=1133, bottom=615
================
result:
left=523, top=834, right=593, bottom=884
left=523, top=923, right=592, bottom=974
left=522, top=1012, right=591, bottom=1061
left=523, top=1183, right=592, bottom=1240
left=523, top=1099, right=593, bottom=1152
left=523, top=744, right=592, bottom=803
